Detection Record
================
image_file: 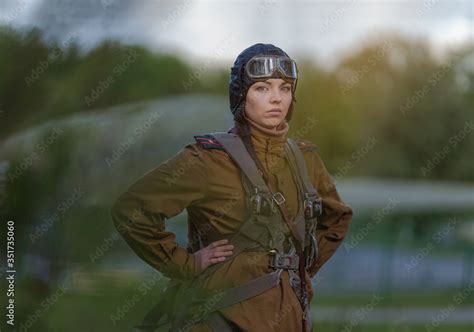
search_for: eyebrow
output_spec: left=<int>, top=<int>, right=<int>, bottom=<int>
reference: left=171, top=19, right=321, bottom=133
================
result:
left=260, top=81, right=291, bottom=86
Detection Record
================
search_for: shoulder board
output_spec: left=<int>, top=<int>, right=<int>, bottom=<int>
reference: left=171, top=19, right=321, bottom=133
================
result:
left=194, top=134, right=225, bottom=151
left=293, top=138, right=319, bottom=152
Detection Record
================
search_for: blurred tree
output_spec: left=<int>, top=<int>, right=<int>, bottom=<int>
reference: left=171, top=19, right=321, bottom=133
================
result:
left=0, top=27, right=472, bottom=181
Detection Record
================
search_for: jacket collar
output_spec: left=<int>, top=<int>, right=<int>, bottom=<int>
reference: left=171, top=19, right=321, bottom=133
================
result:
left=227, top=120, right=289, bottom=155
left=248, top=124, right=287, bottom=155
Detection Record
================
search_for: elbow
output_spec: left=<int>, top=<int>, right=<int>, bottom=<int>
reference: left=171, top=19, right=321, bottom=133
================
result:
left=111, top=191, right=146, bottom=237
left=336, top=207, right=353, bottom=236
left=342, top=204, right=354, bottom=228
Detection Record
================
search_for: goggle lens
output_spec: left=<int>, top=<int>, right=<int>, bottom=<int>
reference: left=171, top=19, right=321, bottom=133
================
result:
left=246, top=56, right=297, bottom=79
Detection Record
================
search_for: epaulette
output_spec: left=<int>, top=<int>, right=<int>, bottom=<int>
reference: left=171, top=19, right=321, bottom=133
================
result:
left=194, top=134, right=225, bottom=151
left=294, top=138, right=319, bottom=152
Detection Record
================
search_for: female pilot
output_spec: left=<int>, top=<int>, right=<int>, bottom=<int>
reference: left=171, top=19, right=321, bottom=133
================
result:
left=112, top=43, right=353, bottom=332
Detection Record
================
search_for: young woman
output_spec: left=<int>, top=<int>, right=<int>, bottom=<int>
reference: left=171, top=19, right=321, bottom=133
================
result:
left=112, top=43, right=353, bottom=332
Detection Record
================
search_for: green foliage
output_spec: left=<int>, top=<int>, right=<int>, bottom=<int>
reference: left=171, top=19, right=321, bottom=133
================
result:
left=1, top=26, right=472, bottom=182
left=0, top=26, right=222, bottom=138
left=292, top=35, right=473, bottom=181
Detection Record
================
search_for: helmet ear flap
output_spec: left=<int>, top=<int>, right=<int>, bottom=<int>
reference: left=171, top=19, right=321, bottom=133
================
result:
left=285, top=86, right=297, bottom=122
left=286, top=101, right=294, bottom=122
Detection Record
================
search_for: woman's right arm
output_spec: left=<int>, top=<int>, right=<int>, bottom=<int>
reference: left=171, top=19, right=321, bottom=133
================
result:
left=111, top=143, right=208, bottom=281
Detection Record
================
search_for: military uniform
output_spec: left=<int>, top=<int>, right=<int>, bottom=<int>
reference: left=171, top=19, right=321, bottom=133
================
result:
left=111, top=125, right=353, bottom=331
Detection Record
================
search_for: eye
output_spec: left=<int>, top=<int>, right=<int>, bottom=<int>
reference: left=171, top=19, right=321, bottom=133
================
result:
left=256, top=86, right=267, bottom=92
left=281, top=86, right=291, bottom=92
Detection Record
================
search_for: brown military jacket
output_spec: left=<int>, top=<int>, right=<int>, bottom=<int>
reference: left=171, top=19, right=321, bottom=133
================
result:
left=111, top=126, right=353, bottom=331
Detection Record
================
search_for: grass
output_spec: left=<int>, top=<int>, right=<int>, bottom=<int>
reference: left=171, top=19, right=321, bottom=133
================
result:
left=12, top=273, right=473, bottom=331
left=313, top=322, right=474, bottom=332
left=314, top=291, right=474, bottom=308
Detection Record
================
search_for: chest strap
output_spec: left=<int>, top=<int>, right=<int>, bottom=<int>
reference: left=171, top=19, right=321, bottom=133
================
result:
left=211, top=132, right=311, bottom=330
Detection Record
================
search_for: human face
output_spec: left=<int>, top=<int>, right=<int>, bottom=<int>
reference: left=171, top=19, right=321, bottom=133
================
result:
left=244, top=78, right=292, bottom=130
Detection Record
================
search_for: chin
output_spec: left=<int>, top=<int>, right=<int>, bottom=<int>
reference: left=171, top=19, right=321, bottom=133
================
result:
left=261, top=120, right=283, bottom=129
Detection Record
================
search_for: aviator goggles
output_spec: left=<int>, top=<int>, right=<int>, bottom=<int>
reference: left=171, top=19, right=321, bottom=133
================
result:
left=245, top=55, right=298, bottom=81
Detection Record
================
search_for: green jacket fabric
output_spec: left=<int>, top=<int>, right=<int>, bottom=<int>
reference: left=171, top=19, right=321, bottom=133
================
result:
left=111, top=126, right=353, bottom=331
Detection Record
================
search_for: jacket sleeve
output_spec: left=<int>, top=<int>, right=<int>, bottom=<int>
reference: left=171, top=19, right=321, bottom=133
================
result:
left=111, top=143, right=207, bottom=281
left=308, top=151, right=353, bottom=278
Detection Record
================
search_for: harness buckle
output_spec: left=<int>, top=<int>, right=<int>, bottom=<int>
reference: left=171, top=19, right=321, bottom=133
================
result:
left=250, top=188, right=275, bottom=216
left=304, top=194, right=322, bottom=220
left=268, top=250, right=299, bottom=270
left=272, top=192, right=286, bottom=205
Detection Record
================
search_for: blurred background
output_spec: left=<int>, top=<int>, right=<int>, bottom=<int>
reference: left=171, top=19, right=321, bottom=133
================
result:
left=0, top=0, right=473, bottom=331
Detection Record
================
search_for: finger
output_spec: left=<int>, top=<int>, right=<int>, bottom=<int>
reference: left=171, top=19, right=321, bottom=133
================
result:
left=209, top=256, right=226, bottom=264
left=212, top=250, right=233, bottom=258
left=214, top=244, right=234, bottom=252
left=210, top=239, right=229, bottom=248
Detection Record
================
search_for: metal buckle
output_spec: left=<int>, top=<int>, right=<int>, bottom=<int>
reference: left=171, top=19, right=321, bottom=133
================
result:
left=304, top=193, right=322, bottom=219
left=313, top=197, right=322, bottom=217
left=272, top=192, right=286, bottom=205
left=251, top=188, right=272, bottom=215
left=269, top=250, right=299, bottom=270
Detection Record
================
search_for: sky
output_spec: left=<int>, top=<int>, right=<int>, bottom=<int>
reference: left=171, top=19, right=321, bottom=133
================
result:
left=0, top=0, right=472, bottom=68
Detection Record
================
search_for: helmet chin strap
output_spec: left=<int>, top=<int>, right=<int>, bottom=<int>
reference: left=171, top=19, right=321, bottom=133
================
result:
left=285, top=99, right=295, bottom=122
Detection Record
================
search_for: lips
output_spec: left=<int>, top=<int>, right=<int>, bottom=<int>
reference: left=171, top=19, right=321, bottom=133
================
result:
left=267, top=108, right=282, bottom=114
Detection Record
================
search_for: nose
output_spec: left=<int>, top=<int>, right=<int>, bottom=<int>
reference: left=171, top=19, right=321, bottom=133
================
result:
left=269, top=87, right=282, bottom=103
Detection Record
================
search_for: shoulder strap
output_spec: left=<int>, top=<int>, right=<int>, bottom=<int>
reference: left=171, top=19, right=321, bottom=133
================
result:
left=286, top=139, right=319, bottom=199
left=210, top=132, right=270, bottom=194
left=211, top=132, right=305, bottom=247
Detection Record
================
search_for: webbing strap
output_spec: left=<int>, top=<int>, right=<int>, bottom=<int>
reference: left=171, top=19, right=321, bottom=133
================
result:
left=193, top=213, right=271, bottom=280
left=212, top=132, right=269, bottom=193
left=135, top=213, right=270, bottom=331
left=180, top=269, right=283, bottom=331
left=212, top=132, right=305, bottom=247
left=135, top=280, right=181, bottom=330
left=208, top=269, right=283, bottom=313
left=286, top=139, right=318, bottom=198
left=211, top=132, right=311, bottom=331
left=160, top=269, right=287, bottom=331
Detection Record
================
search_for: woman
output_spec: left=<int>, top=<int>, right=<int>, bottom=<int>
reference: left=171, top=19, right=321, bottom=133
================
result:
left=111, top=43, right=353, bottom=332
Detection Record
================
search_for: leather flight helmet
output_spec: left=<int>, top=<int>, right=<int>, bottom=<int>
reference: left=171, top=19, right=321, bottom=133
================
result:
left=229, top=43, right=298, bottom=122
